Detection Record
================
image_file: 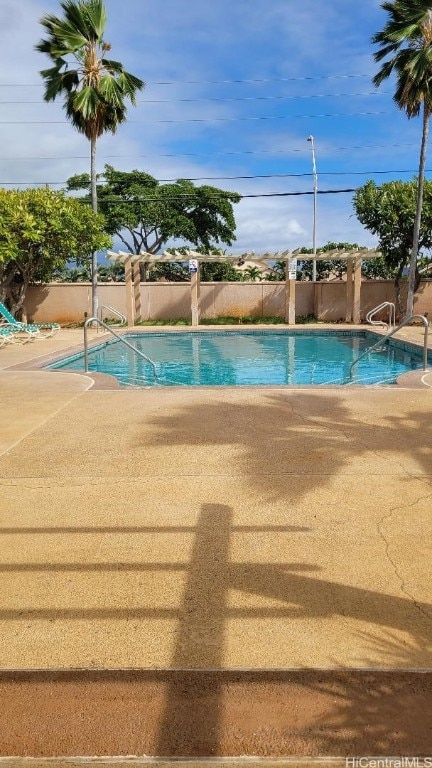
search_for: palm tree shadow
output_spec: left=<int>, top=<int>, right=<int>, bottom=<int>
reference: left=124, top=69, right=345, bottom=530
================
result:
left=143, top=391, right=432, bottom=504
left=155, top=503, right=432, bottom=756
left=306, top=630, right=432, bottom=755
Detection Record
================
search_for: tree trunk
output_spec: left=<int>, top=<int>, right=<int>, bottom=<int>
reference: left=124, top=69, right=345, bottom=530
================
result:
left=394, top=267, right=404, bottom=320
left=90, top=135, right=98, bottom=318
left=406, top=103, right=430, bottom=318
left=2, top=264, right=28, bottom=319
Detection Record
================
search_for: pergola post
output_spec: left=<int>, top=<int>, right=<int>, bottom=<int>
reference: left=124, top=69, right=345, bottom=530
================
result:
left=191, top=262, right=201, bottom=326
left=346, top=257, right=354, bottom=323
left=285, top=260, right=296, bottom=324
left=124, top=256, right=134, bottom=327
left=353, top=256, right=362, bottom=324
left=133, top=259, right=142, bottom=324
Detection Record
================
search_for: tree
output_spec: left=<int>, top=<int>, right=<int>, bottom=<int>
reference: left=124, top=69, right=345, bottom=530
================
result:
left=36, top=0, right=144, bottom=316
left=267, top=243, right=367, bottom=282
left=200, top=262, right=244, bottom=282
left=242, top=265, right=263, bottom=281
left=66, top=165, right=241, bottom=274
left=146, top=262, right=189, bottom=282
left=296, top=242, right=355, bottom=281
left=361, top=256, right=396, bottom=280
left=372, top=0, right=432, bottom=316
left=0, top=188, right=111, bottom=315
left=353, top=178, right=432, bottom=313
left=52, top=264, right=92, bottom=282
left=53, top=261, right=125, bottom=282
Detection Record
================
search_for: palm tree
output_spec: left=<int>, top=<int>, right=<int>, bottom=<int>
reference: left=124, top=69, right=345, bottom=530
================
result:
left=242, top=265, right=263, bottom=282
left=373, top=0, right=432, bottom=317
left=36, top=0, right=144, bottom=316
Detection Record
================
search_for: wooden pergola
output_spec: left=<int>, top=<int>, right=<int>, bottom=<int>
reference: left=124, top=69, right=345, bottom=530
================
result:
left=107, top=248, right=382, bottom=326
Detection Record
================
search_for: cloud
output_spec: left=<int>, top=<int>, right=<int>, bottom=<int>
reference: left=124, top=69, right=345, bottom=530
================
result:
left=0, top=0, right=422, bottom=255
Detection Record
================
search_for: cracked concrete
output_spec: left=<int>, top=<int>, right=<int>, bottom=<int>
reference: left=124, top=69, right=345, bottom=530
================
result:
left=377, top=494, right=432, bottom=627
left=0, top=332, right=431, bottom=670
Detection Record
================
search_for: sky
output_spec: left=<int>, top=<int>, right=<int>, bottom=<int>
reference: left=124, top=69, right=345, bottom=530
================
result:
left=0, top=0, right=427, bottom=255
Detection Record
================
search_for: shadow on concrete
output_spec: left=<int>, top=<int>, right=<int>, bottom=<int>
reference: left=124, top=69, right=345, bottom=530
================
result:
left=2, top=390, right=432, bottom=755
left=140, top=391, right=432, bottom=503
left=3, top=504, right=432, bottom=756
left=153, top=504, right=432, bottom=756
left=303, top=653, right=432, bottom=756
left=1, top=505, right=431, bottom=635
left=1, top=668, right=432, bottom=757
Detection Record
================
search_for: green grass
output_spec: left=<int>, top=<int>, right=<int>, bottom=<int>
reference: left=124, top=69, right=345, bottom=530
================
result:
left=137, top=315, right=325, bottom=325
left=67, top=314, right=327, bottom=328
left=137, top=318, right=192, bottom=326
left=138, top=315, right=299, bottom=326
left=201, top=315, right=286, bottom=325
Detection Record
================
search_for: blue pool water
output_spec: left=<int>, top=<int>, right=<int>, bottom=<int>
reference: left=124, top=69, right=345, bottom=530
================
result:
left=48, top=331, right=429, bottom=387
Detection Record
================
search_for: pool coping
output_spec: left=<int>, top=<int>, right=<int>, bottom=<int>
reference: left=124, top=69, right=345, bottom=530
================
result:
left=4, top=324, right=432, bottom=391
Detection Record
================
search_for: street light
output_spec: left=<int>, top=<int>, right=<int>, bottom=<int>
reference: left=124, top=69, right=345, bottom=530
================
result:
left=307, top=135, right=318, bottom=282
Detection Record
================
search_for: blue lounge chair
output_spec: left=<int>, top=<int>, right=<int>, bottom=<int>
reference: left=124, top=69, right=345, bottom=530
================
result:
left=0, top=302, right=60, bottom=339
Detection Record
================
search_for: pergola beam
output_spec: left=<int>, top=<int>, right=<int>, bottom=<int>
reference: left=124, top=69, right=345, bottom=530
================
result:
left=108, top=248, right=382, bottom=264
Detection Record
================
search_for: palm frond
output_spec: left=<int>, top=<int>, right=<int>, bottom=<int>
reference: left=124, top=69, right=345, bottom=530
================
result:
left=61, top=0, right=94, bottom=39
left=373, top=58, right=397, bottom=86
left=62, top=69, right=81, bottom=91
left=98, top=75, right=123, bottom=107
left=81, top=0, right=107, bottom=38
left=115, top=71, right=144, bottom=105
left=119, top=70, right=145, bottom=91
left=373, top=1, right=432, bottom=106
left=39, top=11, right=88, bottom=54
left=40, top=64, right=79, bottom=100
left=71, top=86, right=102, bottom=119
left=35, top=34, right=58, bottom=56
left=101, top=60, right=145, bottom=93
left=101, top=57, right=125, bottom=73
left=51, top=26, right=87, bottom=52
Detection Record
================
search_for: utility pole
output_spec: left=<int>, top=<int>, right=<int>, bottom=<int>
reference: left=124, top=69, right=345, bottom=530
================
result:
left=307, top=135, right=318, bottom=282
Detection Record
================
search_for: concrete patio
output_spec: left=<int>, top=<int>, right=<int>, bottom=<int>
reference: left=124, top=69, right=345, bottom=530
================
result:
left=0, top=327, right=431, bottom=759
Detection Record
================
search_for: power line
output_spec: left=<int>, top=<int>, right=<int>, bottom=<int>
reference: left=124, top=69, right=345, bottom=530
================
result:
left=0, top=111, right=389, bottom=125
left=0, top=91, right=386, bottom=105
left=74, top=189, right=358, bottom=202
left=0, top=169, right=425, bottom=186
left=0, top=187, right=358, bottom=199
left=0, top=143, right=418, bottom=161
left=149, top=74, right=371, bottom=85
left=102, top=168, right=430, bottom=182
left=0, top=74, right=371, bottom=87
left=136, top=90, right=386, bottom=103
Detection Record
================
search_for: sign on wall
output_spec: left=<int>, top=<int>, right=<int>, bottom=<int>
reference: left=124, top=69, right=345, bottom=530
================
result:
left=189, top=259, right=198, bottom=274
left=288, top=258, right=297, bottom=281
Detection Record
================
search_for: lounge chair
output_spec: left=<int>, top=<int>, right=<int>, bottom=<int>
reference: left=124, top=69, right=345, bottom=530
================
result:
left=0, top=302, right=60, bottom=339
left=0, top=327, right=16, bottom=347
left=0, top=325, right=38, bottom=345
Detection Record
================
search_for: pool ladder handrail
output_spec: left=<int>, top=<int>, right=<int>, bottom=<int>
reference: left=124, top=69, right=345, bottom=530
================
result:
left=96, top=304, right=127, bottom=328
left=83, top=317, right=158, bottom=381
left=349, top=313, right=429, bottom=379
left=366, top=301, right=396, bottom=330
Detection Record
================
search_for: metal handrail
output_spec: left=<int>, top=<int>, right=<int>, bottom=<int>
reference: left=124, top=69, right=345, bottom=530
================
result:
left=366, top=301, right=396, bottom=329
left=350, top=313, right=429, bottom=379
left=97, top=304, right=126, bottom=327
left=83, top=317, right=158, bottom=381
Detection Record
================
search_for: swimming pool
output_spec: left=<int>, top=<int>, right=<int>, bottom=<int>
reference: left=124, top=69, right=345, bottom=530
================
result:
left=48, top=330, right=430, bottom=387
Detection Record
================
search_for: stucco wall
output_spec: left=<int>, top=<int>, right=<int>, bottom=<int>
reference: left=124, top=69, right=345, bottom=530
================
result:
left=25, top=283, right=128, bottom=325
left=24, top=280, right=432, bottom=324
